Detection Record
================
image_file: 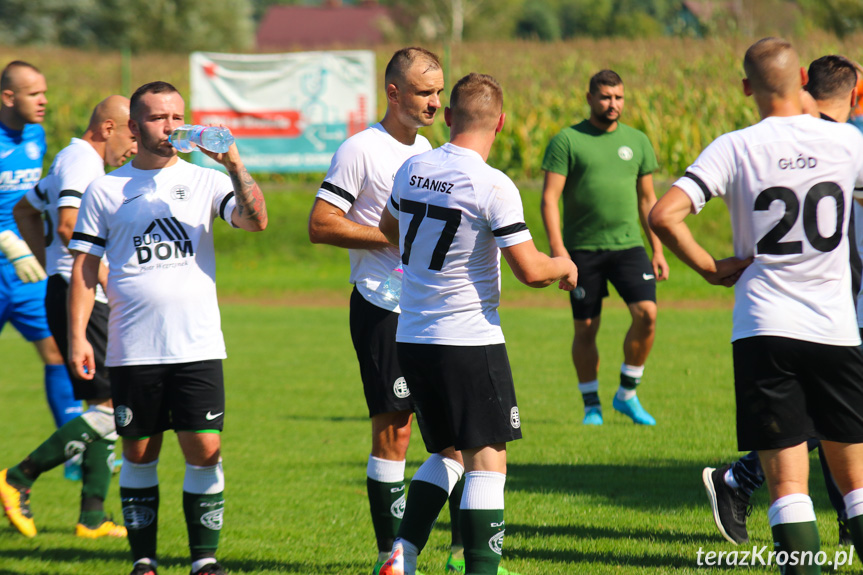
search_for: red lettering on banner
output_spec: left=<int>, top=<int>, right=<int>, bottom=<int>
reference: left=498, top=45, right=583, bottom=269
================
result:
left=191, top=110, right=302, bottom=137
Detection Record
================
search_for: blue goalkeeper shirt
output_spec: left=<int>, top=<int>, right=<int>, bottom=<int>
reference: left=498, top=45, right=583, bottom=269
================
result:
left=0, top=120, right=46, bottom=266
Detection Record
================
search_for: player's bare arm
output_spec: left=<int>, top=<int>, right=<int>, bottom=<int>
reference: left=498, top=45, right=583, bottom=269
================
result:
left=198, top=141, right=268, bottom=232
left=502, top=239, right=578, bottom=290
left=308, top=197, right=393, bottom=249
left=378, top=206, right=399, bottom=246
left=13, top=196, right=46, bottom=267
left=540, top=170, right=570, bottom=259
left=68, top=251, right=100, bottom=380
left=57, top=206, right=79, bottom=246
left=636, top=173, right=669, bottom=281
left=649, top=186, right=750, bottom=287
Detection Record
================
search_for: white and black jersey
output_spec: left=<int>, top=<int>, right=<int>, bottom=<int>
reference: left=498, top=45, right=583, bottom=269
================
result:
left=388, top=143, right=532, bottom=345
left=26, top=138, right=107, bottom=302
left=68, top=158, right=238, bottom=366
left=675, top=114, right=863, bottom=345
left=316, top=123, right=431, bottom=312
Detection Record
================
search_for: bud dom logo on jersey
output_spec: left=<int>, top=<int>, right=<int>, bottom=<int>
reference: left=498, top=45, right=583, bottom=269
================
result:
left=133, top=217, right=194, bottom=264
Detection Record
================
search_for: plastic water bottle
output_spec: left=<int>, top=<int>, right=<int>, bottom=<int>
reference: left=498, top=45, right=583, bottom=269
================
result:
left=169, top=125, right=235, bottom=153
left=380, top=267, right=403, bottom=304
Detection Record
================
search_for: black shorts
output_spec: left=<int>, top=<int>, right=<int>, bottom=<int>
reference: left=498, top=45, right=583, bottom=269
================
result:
left=349, top=287, right=411, bottom=417
left=109, top=360, right=225, bottom=438
left=567, top=247, right=656, bottom=320
left=45, top=274, right=110, bottom=400
left=397, top=343, right=522, bottom=453
left=733, top=336, right=863, bottom=451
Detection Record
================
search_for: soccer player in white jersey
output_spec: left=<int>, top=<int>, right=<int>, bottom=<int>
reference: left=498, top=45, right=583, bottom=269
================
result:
left=650, top=38, right=863, bottom=570
left=309, top=47, right=465, bottom=574
left=0, top=95, right=135, bottom=540
left=378, top=73, right=578, bottom=575
left=67, top=81, right=268, bottom=575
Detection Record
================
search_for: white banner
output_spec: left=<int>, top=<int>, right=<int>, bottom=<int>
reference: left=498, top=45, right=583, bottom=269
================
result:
left=189, top=50, right=376, bottom=172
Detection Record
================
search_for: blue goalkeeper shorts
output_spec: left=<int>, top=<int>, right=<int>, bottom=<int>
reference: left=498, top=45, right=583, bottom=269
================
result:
left=0, top=263, right=51, bottom=342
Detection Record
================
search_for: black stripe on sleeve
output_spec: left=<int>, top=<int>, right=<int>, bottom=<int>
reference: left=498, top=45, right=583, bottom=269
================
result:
left=493, top=222, right=528, bottom=237
left=219, top=192, right=235, bottom=221
left=71, top=231, right=106, bottom=248
left=321, top=181, right=355, bottom=205
left=390, top=195, right=399, bottom=211
left=59, top=189, right=83, bottom=199
left=33, top=183, right=46, bottom=202
left=683, top=171, right=713, bottom=204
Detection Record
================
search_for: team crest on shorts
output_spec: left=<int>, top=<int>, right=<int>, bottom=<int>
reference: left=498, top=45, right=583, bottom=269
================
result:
left=201, top=509, right=224, bottom=530
left=393, top=377, right=411, bottom=399
left=115, top=405, right=133, bottom=428
left=618, top=146, right=633, bottom=161
left=489, top=530, right=505, bottom=555
left=64, top=440, right=87, bottom=459
left=510, top=407, right=520, bottom=429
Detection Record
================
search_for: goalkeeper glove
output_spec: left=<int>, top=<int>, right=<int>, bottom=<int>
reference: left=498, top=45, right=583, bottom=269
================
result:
left=0, top=230, right=46, bottom=283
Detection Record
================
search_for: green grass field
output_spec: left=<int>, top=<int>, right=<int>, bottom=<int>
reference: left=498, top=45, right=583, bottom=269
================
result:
left=0, top=301, right=847, bottom=574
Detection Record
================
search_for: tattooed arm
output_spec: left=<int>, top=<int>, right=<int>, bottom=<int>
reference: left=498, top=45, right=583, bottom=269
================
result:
left=200, top=138, right=268, bottom=232
left=227, top=160, right=268, bottom=232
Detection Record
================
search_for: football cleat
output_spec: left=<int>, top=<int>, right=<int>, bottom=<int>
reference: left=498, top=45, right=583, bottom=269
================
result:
left=76, top=519, right=127, bottom=538
left=380, top=543, right=405, bottom=575
left=612, top=396, right=656, bottom=425
left=0, top=468, right=36, bottom=537
left=582, top=406, right=603, bottom=426
left=190, top=561, right=226, bottom=575
left=129, top=562, right=158, bottom=575
left=839, top=517, right=852, bottom=546
left=444, top=552, right=465, bottom=572
left=373, top=560, right=385, bottom=575
left=702, top=465, right=751, bottom=544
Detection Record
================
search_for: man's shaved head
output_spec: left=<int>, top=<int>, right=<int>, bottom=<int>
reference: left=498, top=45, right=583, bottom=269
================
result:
left=384, top=47, right=442, bottom=88
left=449, top=73, right=503, bottom=133
left=743, top=38, right=801, bottom=97
left=89, top=94, right=130, bottom=130
left=0, top=61, right=41, bottom=92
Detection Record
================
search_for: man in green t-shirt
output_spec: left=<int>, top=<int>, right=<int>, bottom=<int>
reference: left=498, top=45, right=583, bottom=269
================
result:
left=540, top=69, right=667, bottom=426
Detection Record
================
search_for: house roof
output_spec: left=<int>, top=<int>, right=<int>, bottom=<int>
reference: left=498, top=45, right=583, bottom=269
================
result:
left=256, top=4, right=391, bottom=50
left=681, top=0, right=743, bottom=22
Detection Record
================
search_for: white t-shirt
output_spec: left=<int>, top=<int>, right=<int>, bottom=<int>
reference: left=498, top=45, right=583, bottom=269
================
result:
left=25, top=138, right=107, bottom=302
left=316, top=123, right=431, bottom=312
left=675, top=114, right=863, bottom=345
left=388, top=143, right=532, bottom=346
left=68, top=159, right=238, bottom=366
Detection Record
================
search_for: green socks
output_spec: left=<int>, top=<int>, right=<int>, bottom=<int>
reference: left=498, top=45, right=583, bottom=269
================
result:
left=367, top=477, right=406, bottom=552
left=769, top=494, right=820, bottom=575
left=184, top=491, right=224, bottom=559
left=398, top=479, right=449, bottom=550
left=461, top=508, right=504, bottom=575
left=121, top=485, right=159, bottom=562
left=78, top=436, right=117, bottom=527
left=8, top=415, right=99, bottom=487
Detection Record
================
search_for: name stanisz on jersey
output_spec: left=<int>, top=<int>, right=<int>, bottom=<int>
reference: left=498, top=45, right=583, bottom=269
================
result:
left=133, top=217, right=193, bottom=264
left=410, top=174, right=454, bottom=194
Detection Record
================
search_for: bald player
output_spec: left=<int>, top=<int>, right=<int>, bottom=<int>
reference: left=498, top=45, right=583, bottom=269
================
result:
left=651, top=38, right=863, bottom=570
left=0, top=95, right=136, bottom=540
left=0, top=61, right=87, bottom=435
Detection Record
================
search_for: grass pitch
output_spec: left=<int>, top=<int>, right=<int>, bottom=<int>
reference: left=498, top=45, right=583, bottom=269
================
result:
left=0, top=303, right=845, bottom=574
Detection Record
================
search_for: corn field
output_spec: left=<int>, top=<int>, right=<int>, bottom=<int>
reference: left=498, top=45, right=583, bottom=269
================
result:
left=1, top=33, right=859, bottom=180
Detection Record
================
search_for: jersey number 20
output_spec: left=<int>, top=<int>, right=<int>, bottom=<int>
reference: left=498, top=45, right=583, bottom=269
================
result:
left=400, top=199, right=462, bottom=271
left=754, top=182, right=844, bottom=255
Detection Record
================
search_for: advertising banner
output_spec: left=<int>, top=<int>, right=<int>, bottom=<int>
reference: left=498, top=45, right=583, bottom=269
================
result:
left=190, top=50, right=375, bottom=172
